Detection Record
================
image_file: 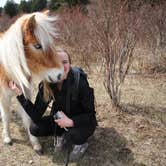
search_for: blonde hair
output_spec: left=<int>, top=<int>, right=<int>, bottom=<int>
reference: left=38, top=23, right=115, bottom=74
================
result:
left=43, top=81, right=54, bottom=102
left=43, top=47, right=71, bottom=102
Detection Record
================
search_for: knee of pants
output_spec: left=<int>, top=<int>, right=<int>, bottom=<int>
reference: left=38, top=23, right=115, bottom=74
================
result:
left=29, top=122, right=40, bottom=136
left=66, top=129, right=87, bottom=145
left=66, top=126, right=96, bottom=145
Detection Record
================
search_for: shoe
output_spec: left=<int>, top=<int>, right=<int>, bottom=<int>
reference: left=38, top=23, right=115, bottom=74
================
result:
left=54, top=136, right=65, bottom=152
left=69, top=142, right=89, bottom=162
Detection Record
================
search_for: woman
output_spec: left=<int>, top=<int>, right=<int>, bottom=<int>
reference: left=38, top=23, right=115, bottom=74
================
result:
left=9, top=48, right=97, bottom=161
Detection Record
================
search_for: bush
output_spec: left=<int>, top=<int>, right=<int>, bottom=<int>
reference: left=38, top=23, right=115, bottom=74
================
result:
left=4, top=0, right=19, bottom=17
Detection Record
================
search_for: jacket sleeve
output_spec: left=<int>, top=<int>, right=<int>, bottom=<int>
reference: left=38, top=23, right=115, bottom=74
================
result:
left=17, top=82, right=49, bottom=123
left=71, top=76, right=97, bottom=127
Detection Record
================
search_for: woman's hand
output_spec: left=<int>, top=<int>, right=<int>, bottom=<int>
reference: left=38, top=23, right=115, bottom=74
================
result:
left=8, top=81, right=23, bottom=96
left=54, top=111, right=74, bottom=128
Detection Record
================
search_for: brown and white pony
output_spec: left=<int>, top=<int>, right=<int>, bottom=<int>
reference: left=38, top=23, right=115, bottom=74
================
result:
left=0, top=11, right=64, bottom=152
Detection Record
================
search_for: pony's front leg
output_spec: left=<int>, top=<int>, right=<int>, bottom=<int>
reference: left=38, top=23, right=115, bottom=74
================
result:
left=18, top=107, right=42, bottom=153
left=0, top=96, right=12, bottom=145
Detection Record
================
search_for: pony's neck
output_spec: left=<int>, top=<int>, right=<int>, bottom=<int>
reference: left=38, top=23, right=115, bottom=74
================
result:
left=0, top=18, right=31, bottom=96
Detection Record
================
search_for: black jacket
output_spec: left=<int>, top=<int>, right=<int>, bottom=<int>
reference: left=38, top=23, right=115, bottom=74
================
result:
left=17, top=69, right=97, bottom=128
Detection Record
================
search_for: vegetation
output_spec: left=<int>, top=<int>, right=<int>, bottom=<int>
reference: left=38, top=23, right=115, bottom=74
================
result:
left=59, top=0, right=166, bottom=107
left=1, top=0, right=90, bottom=17
left=0, top=0, right=166, bottom=107
left=19, top=0, right=31, bottom=13
left=4, top=0, right=18, bottom=17
left=65, top=0, right=89, bottom=7
left=31, top=0, right=47, bottom=12
left=0, top=7, right=2, bottom=14
left=0, top=0, right=165, bottom=165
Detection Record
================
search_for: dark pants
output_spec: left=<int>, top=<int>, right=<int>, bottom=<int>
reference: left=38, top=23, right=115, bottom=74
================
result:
left=30, top=116, right=96, bottom=145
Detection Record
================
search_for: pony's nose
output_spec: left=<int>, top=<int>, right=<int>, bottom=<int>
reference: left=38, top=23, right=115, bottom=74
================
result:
left=57, top=74, right=62, bottom=81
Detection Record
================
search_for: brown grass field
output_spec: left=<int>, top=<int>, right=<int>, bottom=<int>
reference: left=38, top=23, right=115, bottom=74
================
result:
left=0, top=71, right=165, bottom=166
left=0, top=1, right=166, bottom=165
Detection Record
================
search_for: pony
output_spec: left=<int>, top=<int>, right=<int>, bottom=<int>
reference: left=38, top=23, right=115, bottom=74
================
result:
left=0, top=11, right=64, bottom=153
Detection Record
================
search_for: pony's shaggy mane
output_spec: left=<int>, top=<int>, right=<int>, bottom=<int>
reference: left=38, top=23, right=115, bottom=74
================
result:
left=0, top=12, right=59, bottom=96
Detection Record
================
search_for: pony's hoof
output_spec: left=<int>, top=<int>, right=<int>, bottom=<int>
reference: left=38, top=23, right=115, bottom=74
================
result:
left=3, top=137, right=12, bottom=145
left=33, top=143, right=43, bottom=155
left=4, top=140, right=13, bottom=146
left=4, top=137, right=12, bottom=145
left=35, top=149, right=44, bottom=156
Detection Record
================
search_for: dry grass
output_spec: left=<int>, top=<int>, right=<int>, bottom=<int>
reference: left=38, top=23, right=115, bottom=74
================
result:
left=121, top=74, right=166, bottom=123
left=0, top=72, right=165, bottom=166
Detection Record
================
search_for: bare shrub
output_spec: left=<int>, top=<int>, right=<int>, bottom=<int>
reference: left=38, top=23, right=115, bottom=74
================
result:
left=58, top=1, right=140, bottom=107
left=87, top=0, right=140, bottom=107
left=57, top=0, right=166, bottom=108
left=58, top=6, right=95, bottom=69
left=0, top=14, right=11, bottom=31
left=132, top=2, right=166, bottom=73
left=0, top=14, right=20, bottom=31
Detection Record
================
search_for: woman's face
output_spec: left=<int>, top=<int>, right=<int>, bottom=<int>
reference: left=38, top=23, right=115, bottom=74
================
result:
left=58, top=51, right=71, bottom=80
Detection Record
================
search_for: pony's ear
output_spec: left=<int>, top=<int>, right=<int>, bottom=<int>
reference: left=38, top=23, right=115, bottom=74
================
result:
left=26, top=15, right=36, bottom=33
left=43, top=10, right=50, bottom=15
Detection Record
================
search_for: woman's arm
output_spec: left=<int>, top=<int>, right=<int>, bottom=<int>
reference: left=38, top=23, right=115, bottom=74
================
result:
left=9, top=81, right=49, bottom=123
left=71, top=76, right=97, bottom=127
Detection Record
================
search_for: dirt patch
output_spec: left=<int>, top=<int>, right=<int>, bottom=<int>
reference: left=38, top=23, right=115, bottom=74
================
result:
left=0, top=73, right=165, bottom=166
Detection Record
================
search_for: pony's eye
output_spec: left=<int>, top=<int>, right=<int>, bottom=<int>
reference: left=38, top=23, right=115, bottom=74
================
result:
left=34, top=44, right=42, bottom=49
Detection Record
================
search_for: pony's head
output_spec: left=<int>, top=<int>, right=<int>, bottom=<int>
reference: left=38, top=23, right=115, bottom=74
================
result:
left=22, top=11, right=64, bottom=82
left=0, top=11, right=64, bottom=96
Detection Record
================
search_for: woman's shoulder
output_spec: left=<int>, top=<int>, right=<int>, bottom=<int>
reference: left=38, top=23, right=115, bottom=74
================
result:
left=71, top=67, right=87, bottom=77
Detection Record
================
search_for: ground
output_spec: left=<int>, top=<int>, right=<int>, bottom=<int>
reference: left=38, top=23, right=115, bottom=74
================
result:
left=0, top=73, right=165, bottom=166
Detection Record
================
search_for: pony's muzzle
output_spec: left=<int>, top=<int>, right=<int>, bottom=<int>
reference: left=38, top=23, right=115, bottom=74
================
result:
left=45, top=68, right=64, bottom=83
left=57, top=73, right=62, bottom=81
left=48, top=73, right=61, bottom=82
left=48, top=76, right=54, bottom=82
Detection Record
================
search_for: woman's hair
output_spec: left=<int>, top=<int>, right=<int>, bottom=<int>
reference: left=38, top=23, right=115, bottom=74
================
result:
left=43, top=80, right=54, bottom=102
left=43, top=47, right=71, bottom=102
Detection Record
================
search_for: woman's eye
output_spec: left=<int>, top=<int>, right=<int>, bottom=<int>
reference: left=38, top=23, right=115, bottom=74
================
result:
left=34, top=44, right=42, bottom=49
left=62, top=60, right=68, bottom=64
